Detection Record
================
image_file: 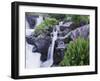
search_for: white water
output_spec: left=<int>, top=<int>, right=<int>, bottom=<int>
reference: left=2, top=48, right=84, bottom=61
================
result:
left=26, top=16, right=43, bottom=69
left=41, top=26, right=58, bottom=67
left=26, top=25, right=58, bottom=68
left=36, top=16, right=43, bottom=26
left=26, top=42, right=41, bottom=68
left=26, top=16, right=58, bottom=68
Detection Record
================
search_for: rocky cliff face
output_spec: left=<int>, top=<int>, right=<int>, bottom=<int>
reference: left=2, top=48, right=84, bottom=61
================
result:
left=70, top=24, right=89, bottom=40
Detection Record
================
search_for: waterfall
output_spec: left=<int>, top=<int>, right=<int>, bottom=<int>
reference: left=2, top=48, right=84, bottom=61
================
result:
left=25, top=16, right=43, bottom=68
left=40, top=26, right=58, bottom=67
left=26, top=42, right=41, bottom=68
left=25, top=28, right=42, bottom=68
left=26, top=19, right=30, bottom=29
left=26, top=16, right=59, bottom=68
left=36, top=16, right=43, bottom=26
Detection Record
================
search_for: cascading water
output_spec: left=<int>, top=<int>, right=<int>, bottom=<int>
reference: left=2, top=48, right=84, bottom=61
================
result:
left=26, top=16, right=63, bottom=68
left=26, top=42, right=41, bottom=68
left=41, top=26, right=58, bottom=67
left=26, top=16, right=43, bottom=68
left=26, top=23, right=62, bottom=68
left=36, top=16, right=43, bottom=26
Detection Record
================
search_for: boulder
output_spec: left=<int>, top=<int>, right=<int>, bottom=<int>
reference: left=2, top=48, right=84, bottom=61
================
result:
left=53, top=39, right=65, bottom=65
left=32, top=36, right=51, bottom=62
left=70, top=24, right=89, bottom=40
left=26, top=34, right=36, bottom=45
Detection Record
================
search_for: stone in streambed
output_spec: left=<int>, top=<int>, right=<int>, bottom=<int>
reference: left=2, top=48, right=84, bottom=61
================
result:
left=32, top=36, right=51, bottom=62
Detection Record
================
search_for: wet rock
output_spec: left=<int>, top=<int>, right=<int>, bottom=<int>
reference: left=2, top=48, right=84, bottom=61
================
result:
left=53, top=49, right=64, bottom=65
left=70, top=24, right=89, bottom=40
left=26, top=35, right=36, bottom=45
left=32, top=36, right=51, bottom=62
left=26, top=15, right=38, bottom=29
left=80, top=21, right=88, bottom=27
left=53, top=39, right=65, bottom=65
left=60, top=22, right=73, bottom=31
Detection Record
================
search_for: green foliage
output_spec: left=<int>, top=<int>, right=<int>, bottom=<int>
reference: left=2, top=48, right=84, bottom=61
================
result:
left=71, top=15, right=89, bottom=25
left=48, top=14, right=89, bottom=27
left=48, top=14, right=66, bottom=21
left=64, top=15, right=89, bottom=27
left=44, top=18, right=58, bottom=27
left=34, top=18, right=58, bottom=36
left=59, top=37, right=89, bottom=66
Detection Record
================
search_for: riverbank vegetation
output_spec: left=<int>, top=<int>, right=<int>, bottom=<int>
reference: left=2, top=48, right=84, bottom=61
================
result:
left=59, top=37, right=89, bottom=66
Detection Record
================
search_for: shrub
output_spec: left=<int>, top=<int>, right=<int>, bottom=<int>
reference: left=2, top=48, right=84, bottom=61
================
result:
left=64, top=15, right=89, bottom=28
left=59, top=37, right=89, bottom=66
left=72, top=15, right=89, bottom=26
left=48, top=14, right=66, bottom=21
left=34, top=18, right=58, bottom=36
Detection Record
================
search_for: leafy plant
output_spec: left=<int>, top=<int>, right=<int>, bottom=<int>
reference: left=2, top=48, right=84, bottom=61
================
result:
left=34, top=18, right=58, bottom=36
left=64, top=15, right=89, bottom=28
left=72, top=15, right=89, bottom=25
left=48, top=14, right=66, bottom=21
left=59, top=37, right=89, bottom=66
